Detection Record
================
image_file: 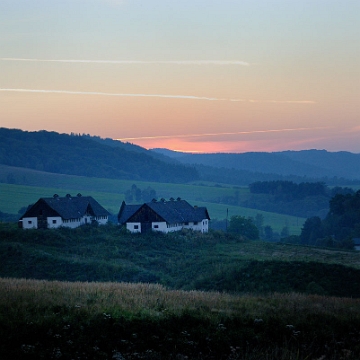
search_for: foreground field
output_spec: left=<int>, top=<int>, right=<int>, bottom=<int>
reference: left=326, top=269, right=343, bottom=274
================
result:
left=1, top=277, right=360, bottom=359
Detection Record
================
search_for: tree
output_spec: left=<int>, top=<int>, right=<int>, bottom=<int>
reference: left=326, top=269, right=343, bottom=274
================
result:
left=254, top=213, right=264, bottom=236
left=281, top=226, right=290, bottom=238
left=142, top=187, right=157, bottom=202
left=300, top=216, right=323, bottom=245
left=264, top=225, right=274, bottom=241
left=228, top=215, right=259, bottom=240
left=124, top=190, right=133, bottom=203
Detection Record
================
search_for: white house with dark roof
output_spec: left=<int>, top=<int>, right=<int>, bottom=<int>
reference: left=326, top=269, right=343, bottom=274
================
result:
left=118, top=198, right=210, bottom=234
left=19, top=194, right=110, bottom=229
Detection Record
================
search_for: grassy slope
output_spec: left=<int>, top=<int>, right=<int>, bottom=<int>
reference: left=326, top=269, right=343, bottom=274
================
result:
left=2, top=224, right=360, bottom=296
left=0, top=164, right=305, bottom=234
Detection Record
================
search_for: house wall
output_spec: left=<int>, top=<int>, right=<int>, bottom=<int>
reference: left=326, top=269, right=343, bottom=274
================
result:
left=60, top=215, right=108, bottom=228
left=47, top=216, right=64, bottom=229
left=152, top=222, right=167, bottom=232
left=166, top=223, right=183, bottom=233
left=182, top=219, right=209, bottom=233
left=124, top=219, right=209, bottom=234
left=96, top=216, right=108, bottom=225
left=201, top=219, right=209, bottom=233
left=127, top=222, right=141, bottom=233
left=22, top=215, right=110, bottom=230
left=61, top=218, right=82, bottom=229
left=22, top=217, right=38, bottom=229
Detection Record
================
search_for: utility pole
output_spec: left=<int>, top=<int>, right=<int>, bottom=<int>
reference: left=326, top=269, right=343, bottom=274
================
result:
left=226, top=208, right=228, bottom=232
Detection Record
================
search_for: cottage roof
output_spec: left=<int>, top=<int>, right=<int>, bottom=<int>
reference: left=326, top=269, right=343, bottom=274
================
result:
left=20, top=195, right=110, bottom=220
left=117, top=201, right=142, bottom=224
left=118, top=199, right=210, bottom=224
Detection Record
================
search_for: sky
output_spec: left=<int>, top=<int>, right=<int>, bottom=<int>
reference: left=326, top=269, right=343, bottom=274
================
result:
left=0, top=0, right=359, bottom=153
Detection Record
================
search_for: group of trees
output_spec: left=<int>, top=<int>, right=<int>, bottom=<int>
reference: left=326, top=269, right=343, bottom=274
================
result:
left=124, top=184, right=157, bottom=203
left=299, top=190, right=360, bottom=249
left=226, top=214, right=289, bottom=242
left=242, top=181, right=354, bottom=218
left=249, top=180, right=328, bottom=199
left=226, top=188, right=360, bottom=249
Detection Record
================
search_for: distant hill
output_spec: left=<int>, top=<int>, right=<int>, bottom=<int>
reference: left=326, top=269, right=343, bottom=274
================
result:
left=2, top=128, right=359, bottom=186
left=83, top=135, right=179, bottom=164
left=152, top=148, right=360, bottom=181
left=0, top=128, right=198, bottom=183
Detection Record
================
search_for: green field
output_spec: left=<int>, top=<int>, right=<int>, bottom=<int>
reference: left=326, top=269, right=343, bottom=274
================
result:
left=0, top=164, right=305, bottom=234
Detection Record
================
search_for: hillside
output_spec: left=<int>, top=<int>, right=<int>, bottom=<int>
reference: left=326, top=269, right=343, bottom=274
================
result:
left=3, top=128, right=360, bottom=188
left=1, top=223, right=360, bottom=297
left=0, top=128, right=197, bottom=183
left=152, top=148, right=360, bottom=181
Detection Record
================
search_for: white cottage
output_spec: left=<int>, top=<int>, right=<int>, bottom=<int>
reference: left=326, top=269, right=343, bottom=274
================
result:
left=19, top=194, right=109, bottom=229
left=118, top=198, right=210, bottom=234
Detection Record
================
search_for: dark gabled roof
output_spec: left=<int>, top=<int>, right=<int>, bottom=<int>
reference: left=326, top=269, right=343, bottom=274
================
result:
left=118, top=201, right=142, bottom=224
left=20, top=195, right=110, bottom=220
left=118, top=199, right=210, bottom=224
left=194, top=206, right=211, bottom=222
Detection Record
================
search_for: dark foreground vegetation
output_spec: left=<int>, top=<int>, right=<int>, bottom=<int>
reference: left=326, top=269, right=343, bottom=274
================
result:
left=1, top=223, right=360, bottom=297
left=2, top=224, right=360, bottom=358
left=2, top=278, right=360, bottom=359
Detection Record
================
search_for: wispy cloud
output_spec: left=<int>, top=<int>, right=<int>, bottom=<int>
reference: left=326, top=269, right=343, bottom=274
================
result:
left=0, top=88, right=315, bottom=104
left=116, top=127, right=330, bottom=141
left=0, top=58, right=250, bottom=66
left=343, top=126, right=360, bottom=133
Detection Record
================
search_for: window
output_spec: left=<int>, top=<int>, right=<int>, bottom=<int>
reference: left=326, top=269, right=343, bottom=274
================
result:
left=28, top=220, right=32, bottom=224
left=154, top=225, right=159, bottom=229
left=52, top=220, right=57, bottom=224
left=134, top=225, right=139, bottom=229
left=194, top=222, right=198, bottom=225
left=184, top=222, right=189, bottom=225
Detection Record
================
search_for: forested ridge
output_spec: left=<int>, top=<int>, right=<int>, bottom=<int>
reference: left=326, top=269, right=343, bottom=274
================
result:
left=153, top=148, right=360, bottom=181
left=0, top=128, right=198, bottom=183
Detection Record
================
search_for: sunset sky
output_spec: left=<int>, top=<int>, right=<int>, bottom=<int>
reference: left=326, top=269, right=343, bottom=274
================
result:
left=1, top=0, right=359, bottom=153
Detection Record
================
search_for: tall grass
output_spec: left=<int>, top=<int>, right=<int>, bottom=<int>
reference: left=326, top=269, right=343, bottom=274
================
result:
left=2, top=277, right=360, bottom=319
left=2, top=278, right=360, bottom=359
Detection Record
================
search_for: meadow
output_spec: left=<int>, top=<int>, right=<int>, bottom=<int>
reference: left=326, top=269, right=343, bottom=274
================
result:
left=1, top=277, right=360, bottom=359
left=2, top=223, right=360, bottom=295
left=0, top=164, right=304, bottom=234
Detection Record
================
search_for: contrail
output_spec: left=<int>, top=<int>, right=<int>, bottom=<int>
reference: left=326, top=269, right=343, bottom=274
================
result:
left=0, top=58, right=250, bottom=66
left=117, top=127, right=330, bottom=141
left=0, top=88, right=315, bottom=104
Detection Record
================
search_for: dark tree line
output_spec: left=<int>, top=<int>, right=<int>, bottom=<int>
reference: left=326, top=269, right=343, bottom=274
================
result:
left=244, top=181, right=355, bottom=218
left=249, top=180, right=328, bottom=200
left=249, top=181, right=354, bottom=199
left=299, top=190, right=360, bottom=249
